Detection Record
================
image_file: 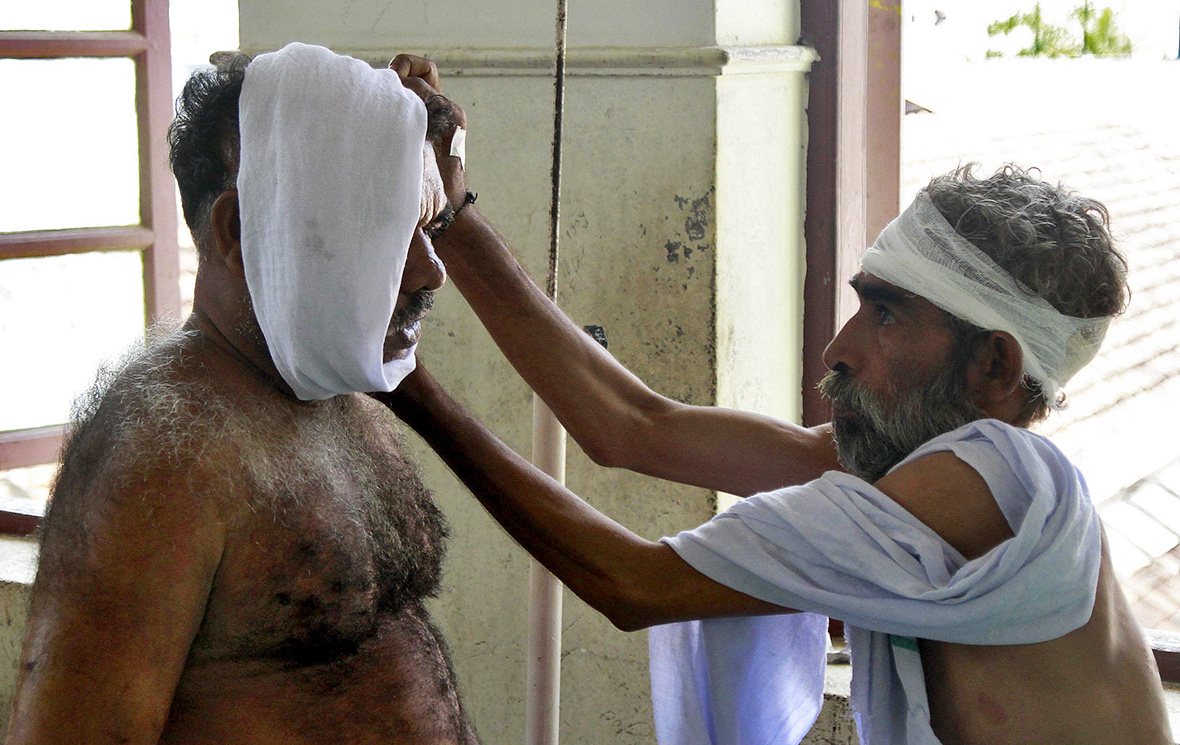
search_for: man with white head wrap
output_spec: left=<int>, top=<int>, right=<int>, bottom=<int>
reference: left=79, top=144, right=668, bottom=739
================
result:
left=368, top=57, right=1171, bottom=745
left=8, top=44, right=481, bottom=744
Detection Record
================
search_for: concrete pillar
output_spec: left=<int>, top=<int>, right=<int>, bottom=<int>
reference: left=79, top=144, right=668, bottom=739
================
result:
left=239, top=3, right=814, bottom=743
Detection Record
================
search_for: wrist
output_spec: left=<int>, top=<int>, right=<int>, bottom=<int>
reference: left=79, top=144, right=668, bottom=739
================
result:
left=434, top=193, right=481, bottom=249
left=453, top=190, right=477, bottom=218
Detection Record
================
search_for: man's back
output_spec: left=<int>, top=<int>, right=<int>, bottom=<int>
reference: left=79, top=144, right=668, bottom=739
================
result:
left=9, top=330, right=478, bottom=745
left=921, top=539, right=1170, bottom=745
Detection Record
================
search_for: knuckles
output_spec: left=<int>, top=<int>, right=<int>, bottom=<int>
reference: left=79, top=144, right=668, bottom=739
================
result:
left=425, top=95, right=465, bottom=144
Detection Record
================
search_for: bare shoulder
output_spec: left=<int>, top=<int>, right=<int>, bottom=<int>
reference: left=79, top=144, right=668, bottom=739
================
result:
left=874, top=451, right=1013, bottom=560
left=39, top=331, right=242, bottom=579
left=11, top=332, right=248, bottom=744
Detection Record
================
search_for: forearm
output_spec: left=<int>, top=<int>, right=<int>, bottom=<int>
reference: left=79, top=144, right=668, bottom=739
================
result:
left=433, top=208, right=656, bottom=464
left=375, top=369, right=788, bottom=629
left=396, top=60, right=833, bottom=493
left=434, top=209, right=839, bottom=494
left=378, top=368, right=660, bottom=629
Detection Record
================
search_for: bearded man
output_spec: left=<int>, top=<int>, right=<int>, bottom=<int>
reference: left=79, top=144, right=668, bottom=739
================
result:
left=378, top=57, right=1172, bottom=745
left=7, top=45, right=479, bottom=744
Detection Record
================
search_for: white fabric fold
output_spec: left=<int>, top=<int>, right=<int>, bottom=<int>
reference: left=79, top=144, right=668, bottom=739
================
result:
left=649, top=614, right=829, bottom=745
left=238, top=42, right=427, bottom=400
left=650, top=419, right=1100, bottom=745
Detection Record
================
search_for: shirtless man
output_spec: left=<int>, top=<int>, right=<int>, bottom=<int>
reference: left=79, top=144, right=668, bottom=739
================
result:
left=5, top=50, right=477, bottom=744
left=379, top=58, right=1173, bottom=744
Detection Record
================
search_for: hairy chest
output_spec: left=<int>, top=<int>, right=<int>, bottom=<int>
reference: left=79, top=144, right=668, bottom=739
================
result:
left=191, top=398, right=449, bottom=665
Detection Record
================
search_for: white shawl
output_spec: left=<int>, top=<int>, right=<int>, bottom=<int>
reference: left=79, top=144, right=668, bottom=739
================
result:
left=650, top=420, right=1101, bottom=745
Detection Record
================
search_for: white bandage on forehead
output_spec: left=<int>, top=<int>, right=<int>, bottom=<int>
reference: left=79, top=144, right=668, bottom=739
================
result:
left=861, top=191, right=1110, bottom=409
left=238, top=42, right=427, bottom=400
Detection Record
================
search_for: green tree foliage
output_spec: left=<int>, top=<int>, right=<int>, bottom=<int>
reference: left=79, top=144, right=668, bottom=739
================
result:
left=987, top=2, right=1132, bottom=58
left=1072, top=2, right=1133, bottom=55
left=988, top=4, right=1076, bottom=57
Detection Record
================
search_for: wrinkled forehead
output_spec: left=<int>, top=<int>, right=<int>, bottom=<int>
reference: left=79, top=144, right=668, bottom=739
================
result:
left=419, top=142, right=445, bottom=220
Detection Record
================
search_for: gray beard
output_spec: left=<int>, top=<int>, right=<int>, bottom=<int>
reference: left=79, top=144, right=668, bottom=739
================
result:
left=818, top=366, right=988, bottom=482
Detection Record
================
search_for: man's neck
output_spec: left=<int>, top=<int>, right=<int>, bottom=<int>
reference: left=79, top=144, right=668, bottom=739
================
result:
left=185, top=306, right=303, bottom=401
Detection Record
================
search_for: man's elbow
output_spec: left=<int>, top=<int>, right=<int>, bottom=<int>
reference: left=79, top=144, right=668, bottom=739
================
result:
left=579, top=439, right=633, bottom=471
left=601, top=605, right=658, bottom=633
left=575, top=397, right=676, bottom=473
left=591, top=579, right=672, bottom=633
left=601, top=600, right=659, bottom=633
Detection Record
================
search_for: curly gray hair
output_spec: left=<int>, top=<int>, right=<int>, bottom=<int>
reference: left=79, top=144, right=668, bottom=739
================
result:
left=925, top=163, right=1129, bottom=424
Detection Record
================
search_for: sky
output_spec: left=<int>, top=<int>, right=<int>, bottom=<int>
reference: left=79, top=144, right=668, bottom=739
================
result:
left=903, top=1, right=1180, bottom=126
left=905, top=0, right=1180, bottom=62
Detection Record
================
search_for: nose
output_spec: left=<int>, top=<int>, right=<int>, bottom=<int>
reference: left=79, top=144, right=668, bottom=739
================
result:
left=401, top=229, right=447, bottom=294
left=821, top=318, right=857, bottom=374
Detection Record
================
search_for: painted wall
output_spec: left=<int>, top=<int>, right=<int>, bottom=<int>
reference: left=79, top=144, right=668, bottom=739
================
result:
left=239, top=2, right=813, bottom=743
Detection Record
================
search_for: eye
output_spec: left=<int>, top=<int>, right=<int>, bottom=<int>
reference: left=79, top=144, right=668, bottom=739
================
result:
left=874, top=304, right=896, bottom=325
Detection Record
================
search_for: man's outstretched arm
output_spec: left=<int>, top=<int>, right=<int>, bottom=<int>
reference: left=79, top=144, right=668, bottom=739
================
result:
left=374, top=366, right=794, bottom=630
left=392, top=55, right=839, bottom=497
left=432, top=210, right=839, bottom=497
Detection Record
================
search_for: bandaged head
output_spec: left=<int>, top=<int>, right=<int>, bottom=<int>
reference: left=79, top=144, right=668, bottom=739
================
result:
left=237, top=42, right=427, bottom=400
left=861, top=191, right=1111, bottom=409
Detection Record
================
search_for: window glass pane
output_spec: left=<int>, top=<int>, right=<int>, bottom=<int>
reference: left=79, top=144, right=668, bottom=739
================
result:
left=0, top=464, right=56, bottom=520
left=0, top=251, right=145, bottom=431
left=0, top=58, right=139, bottom=233
left=0, top=2, right=131, bottom=32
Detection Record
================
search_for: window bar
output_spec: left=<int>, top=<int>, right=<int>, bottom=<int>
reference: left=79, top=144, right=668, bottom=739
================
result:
left=134, top=0, right=181, bottom=328
left=0, top=1, right=178, bottom=518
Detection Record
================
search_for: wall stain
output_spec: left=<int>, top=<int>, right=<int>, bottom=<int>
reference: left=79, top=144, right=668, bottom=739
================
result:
left=661, top=187, right=715, bottom=272
left=869, top=0, right=903, bottom=16
left=674, top=187, right=714, bottom=243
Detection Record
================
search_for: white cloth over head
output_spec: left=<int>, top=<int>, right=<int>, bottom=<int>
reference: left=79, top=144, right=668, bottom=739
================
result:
left=649, top=419, right=1101, bottom=745
left=238, top=42, right=427, bottom=400
left=862, top=191, right=1110, bottom=408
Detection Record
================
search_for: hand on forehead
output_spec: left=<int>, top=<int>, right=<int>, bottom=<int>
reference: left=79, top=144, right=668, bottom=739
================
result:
left=390, top=53, right=468, bottom=217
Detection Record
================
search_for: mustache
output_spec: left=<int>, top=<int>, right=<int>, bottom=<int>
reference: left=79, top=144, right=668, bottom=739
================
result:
left=389, top=289, right=435, bottom=334
left=818, top=369, right=889, bottom=429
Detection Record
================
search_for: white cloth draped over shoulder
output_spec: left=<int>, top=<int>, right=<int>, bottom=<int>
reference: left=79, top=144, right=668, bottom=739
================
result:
left=649, top=419, right=1101, bottom=745
left=238, top=42, right=427, bottom=400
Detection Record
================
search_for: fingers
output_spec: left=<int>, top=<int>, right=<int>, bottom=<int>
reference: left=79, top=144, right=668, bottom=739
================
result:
left=209, top=50, right=251, bottom=72
left=398, top=74, right=438, bottom=103
left=389, top=53, right=468, bottom=207
left=389, top=54, right=441, bottom=92
left=424, top=94, right=467, bottom=142
left=388, top=53, right=465, bottom=132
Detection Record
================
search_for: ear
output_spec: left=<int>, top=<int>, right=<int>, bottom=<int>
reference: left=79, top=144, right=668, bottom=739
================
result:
left=968, top=331, right=1026, bottom=412
left=209, top=189, right=243, bottom=274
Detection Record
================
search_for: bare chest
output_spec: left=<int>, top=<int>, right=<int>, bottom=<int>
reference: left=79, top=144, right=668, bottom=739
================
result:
left=190, top=398, right=449, bottom=666
left=168, top=603, right=478, bottom=745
